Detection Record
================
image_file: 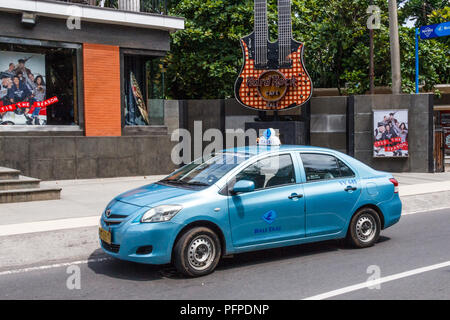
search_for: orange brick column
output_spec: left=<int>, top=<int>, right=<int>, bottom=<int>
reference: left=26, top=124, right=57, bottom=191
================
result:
left=83, top=43, right=121, bottom=136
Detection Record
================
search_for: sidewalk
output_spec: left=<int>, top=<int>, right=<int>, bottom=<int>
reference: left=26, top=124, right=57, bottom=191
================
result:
left=394, top=172, right=450, bottom=186
left=0, top=175, right=165, bottom=226
left=0, top=172, right=449, bottom=270
left=0, top=173, right=449, bottom=232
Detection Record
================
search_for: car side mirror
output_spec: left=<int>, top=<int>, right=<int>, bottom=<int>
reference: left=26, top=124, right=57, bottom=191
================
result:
left=231, top=180, right=255, bottom=194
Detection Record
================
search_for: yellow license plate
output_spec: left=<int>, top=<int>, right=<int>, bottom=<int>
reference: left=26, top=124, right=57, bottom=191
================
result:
left=99, top=227, right=112, bottom=245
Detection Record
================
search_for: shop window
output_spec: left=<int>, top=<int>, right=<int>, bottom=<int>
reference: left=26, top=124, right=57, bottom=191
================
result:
left=123, top=54, right=165, bottom=126
left=0, top=41, right=79, bottom=126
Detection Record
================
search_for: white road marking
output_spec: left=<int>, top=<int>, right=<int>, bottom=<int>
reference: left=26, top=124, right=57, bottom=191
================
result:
left=0, top=216, right=100, bottom=237
left=303, top=260, right=450, bottom=300
left=0, top=257, right=112, bottom=277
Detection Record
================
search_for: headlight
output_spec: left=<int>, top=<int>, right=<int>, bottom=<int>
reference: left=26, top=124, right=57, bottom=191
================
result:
left=140, top=205, right=182, bottom=223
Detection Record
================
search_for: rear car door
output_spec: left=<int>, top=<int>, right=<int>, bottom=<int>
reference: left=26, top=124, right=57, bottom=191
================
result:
left=299, top=153, right=361, bottom=237
left=227, top=153, right=305, bottom=247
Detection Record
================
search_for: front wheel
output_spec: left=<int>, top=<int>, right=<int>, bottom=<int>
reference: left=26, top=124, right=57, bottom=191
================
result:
left=347, top=208, right=381, bottom=248
left=173, top=227, right=221, bottom=277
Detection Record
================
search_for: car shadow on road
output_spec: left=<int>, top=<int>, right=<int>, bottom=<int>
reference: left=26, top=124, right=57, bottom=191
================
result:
left=87, top=237, right=391, bottom=281
left=217, top=239, right=344, bottom=271
left=87, top=249, right=173, bottom=281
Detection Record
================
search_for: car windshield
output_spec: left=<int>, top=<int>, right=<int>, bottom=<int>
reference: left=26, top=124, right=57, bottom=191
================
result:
left=160, top=152, right=251, bottom=187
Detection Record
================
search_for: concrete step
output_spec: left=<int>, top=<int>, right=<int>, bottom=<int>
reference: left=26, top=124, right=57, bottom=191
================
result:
left=0, top=167, right=20, bottom=180
left=0, top=187, right=62, bottom=204
left=0, top=176, right=41, bottom=191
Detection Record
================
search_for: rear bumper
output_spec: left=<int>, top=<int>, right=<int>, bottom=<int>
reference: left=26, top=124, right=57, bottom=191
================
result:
left=379, top=195, right=402, bottom=229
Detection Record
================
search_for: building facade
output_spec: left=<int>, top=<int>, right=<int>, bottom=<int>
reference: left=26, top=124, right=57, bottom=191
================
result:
left=0, top=0, right=184, bottom=180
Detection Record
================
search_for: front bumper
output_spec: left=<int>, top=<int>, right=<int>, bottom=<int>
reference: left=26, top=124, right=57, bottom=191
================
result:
left=99, top=219, right=184, bottom=265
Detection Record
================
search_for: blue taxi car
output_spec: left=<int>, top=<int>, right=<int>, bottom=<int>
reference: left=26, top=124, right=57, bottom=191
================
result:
left=99, top=146, right=401, bottom=277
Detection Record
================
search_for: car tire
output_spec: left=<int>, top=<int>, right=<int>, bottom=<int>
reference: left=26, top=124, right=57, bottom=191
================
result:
left=173, top=227, right=222, bottom=277
left=347, top=208, right=381, bottom=248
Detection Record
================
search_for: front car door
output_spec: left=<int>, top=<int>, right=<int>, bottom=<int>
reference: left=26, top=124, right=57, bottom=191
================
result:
left=299, top=153, right=361, bottom=237
left=227, top=153, right=305, bottom=248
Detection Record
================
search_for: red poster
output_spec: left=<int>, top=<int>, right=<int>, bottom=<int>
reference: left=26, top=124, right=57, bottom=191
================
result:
left=373, top=109, right=409, bottom=157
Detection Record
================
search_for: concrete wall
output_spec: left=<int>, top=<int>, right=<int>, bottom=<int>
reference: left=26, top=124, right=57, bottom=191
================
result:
left=310, top=96, right=348, bottom=154
left=0, top=100, right=181, bottom=180
left=223, top=97, right=347, bottom=151
left=224, top=99, right=258, bottom=135
left=183, top=97, right=345, bottom=150
left=0, top=135, right=176, bottom=180
left=350, top=94, right=434, bottom=173
left=180, top=94, right=434, bottom=173
left=184, top=100, right=224, bottom=135
left=178, top=100, right=224, bottom=161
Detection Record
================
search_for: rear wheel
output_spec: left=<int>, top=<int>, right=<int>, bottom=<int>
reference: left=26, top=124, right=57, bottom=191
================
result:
left=173, top=227, right=221, bottom=277
left=347, top=208, right=381, bottom=248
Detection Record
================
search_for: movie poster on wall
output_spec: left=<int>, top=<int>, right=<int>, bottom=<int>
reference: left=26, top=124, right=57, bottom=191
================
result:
left=445, top=128, right=450, bottom=150
left=373, top=109, right=409, bottom=158
left=0, top=51, right=47, bottom=125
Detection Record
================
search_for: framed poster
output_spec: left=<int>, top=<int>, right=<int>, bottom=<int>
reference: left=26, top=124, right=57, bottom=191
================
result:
left=373, top=109, right=409, bottom=158
left=445, top=127, right=450, bottom=151
left=0, top=51, right=47, bottom=125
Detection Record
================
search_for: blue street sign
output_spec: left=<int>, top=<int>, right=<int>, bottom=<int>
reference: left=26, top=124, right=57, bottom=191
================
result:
left=420, top=21, right=450, bottom=40
left=416, top=21, right=450, bottom=93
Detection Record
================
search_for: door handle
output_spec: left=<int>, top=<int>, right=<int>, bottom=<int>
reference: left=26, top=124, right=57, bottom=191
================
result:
left=344, top=186, right=357, bottom=192
left=288, top=193, right=303, bottom=199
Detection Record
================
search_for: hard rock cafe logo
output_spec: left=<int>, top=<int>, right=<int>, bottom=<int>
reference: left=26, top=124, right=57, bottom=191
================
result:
left=246, top=70, right=298, bottom=107
left=422, top=26, right=433, bottom=38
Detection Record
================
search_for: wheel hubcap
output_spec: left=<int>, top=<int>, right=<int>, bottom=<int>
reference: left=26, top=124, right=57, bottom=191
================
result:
left=355, top=214, right=376, bottom=243
left=187, top=235, right=215, bottom=271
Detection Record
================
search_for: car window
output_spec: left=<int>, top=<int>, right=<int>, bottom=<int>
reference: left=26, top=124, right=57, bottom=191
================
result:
left=338, top=159, right=355, bottom=177
left=300, top=153, right=342, bottom=181
left=234, top=154, right=296, bottom=190
left=161, top=152, right=251, bottom=187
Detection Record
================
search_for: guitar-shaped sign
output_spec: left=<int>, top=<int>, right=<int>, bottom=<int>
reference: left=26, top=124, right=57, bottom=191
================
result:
left=235, top=0, right=313, bottom=111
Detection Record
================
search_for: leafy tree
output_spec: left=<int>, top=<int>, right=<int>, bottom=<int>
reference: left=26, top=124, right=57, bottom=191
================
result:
left=398, top=0, right=448, bottom=27
left=166, top=0, right=254, bottom=99
left=428, top=6, right=450, bottom=47
left=165, top=0, right=449, bottom=98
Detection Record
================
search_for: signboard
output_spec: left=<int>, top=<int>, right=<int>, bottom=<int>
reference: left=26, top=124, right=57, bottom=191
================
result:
left=445, top=128, right=450, bottom=151
left=441, top=111, right=450, bottom=127
left=420, top=21, right=450, bottom=40
left=416, top=21, right=450, bottom=93
left=373, top=110, right=409, bottom=158
left=235, top=0, right=313, bottom=111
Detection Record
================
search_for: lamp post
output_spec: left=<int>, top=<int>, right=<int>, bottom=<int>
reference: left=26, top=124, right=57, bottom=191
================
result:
left=388, top=0, right=402, bottom=94
left=369, top=0, right=375, bottom=94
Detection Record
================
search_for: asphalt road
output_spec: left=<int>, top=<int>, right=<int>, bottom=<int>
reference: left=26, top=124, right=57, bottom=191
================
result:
left=0, top=208, right=449, bottom=300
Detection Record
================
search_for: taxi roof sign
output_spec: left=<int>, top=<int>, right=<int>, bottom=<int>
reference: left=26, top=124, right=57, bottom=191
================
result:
left=257, top=128, right=281, bottom=146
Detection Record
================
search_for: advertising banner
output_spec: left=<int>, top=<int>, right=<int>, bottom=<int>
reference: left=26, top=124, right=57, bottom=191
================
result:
left=445, top=128, right=450, bottom=151
left=0, top=51, right=47, bottom=125
left=373, top=109, right=409, bottom=158
left=420, top=21, right=450, bottom=40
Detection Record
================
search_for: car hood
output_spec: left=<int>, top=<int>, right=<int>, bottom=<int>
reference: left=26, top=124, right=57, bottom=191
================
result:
left=114, top=182, right=198, bottom=207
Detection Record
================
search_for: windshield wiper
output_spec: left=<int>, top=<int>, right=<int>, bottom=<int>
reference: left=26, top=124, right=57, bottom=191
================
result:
left=184, top=181, right=210, bottom=186
left=159, top=179, right=209, bottom=187
left=159, top=179, right=185, bottom=184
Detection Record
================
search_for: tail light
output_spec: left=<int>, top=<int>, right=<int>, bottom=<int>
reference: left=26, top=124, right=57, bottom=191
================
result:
left=389, top=178, right=399, bottom=193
